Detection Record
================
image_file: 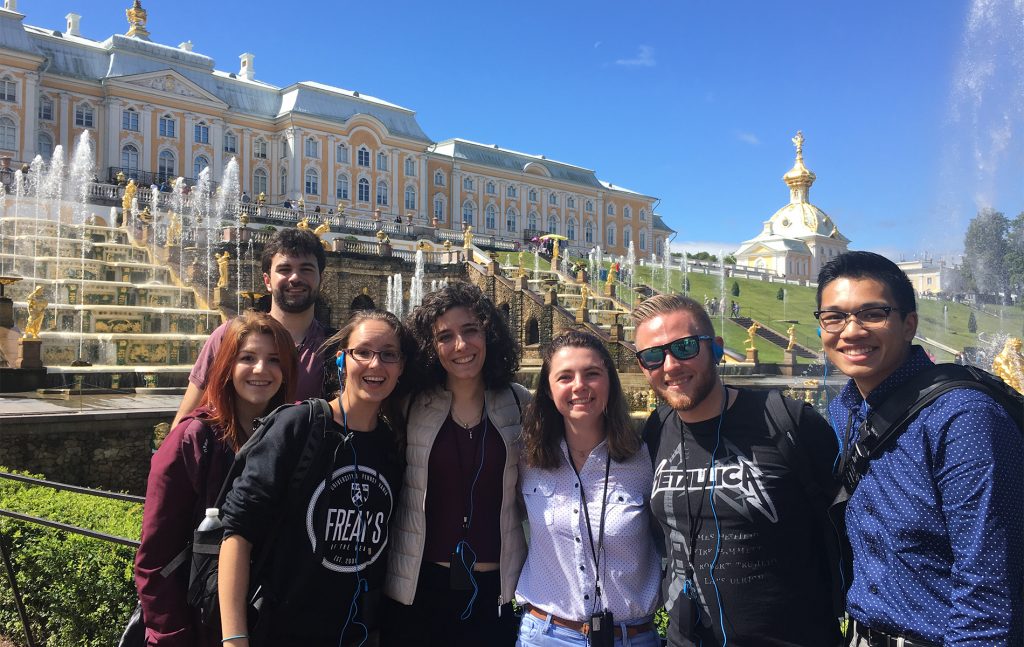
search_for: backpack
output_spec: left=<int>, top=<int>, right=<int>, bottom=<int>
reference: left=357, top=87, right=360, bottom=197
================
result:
left=641, top=389, right=846, bottom=616
left=837, top=363, right=1024, bottom=495
left=186, top=398, right=333, bottom=629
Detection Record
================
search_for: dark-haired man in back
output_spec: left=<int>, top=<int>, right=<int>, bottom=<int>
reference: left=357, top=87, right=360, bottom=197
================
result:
left=817, top=251, right=1023, bottom=646
left=172, top=228, right=333, bottom=427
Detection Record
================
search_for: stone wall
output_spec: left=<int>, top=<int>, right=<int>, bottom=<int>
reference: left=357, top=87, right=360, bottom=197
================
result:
left=0, top=410, right=169, bottom=495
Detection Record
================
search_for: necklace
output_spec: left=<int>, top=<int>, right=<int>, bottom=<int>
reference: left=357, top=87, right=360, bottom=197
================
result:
left=451, top=409, right=482, bottom=438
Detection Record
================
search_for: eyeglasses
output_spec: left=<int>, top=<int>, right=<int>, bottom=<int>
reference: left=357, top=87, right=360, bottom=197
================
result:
left=635, top=335, right=713, bottom=370
left=344, top=348, right=403, bottom=364
left=813, top=306, right=898, bottom=333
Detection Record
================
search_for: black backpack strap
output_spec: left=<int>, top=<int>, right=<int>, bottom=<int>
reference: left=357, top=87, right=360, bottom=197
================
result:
left=642, top=404, right=674, bottom=466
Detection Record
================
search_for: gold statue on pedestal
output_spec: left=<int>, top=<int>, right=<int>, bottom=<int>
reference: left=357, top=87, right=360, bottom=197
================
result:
left=745, top=322, right=760, bottom=350
left=23, top=286, right=47, bottom=339
left=579, top=284, right=590, bottom=312
left=216, top=251, right=231, bottom=288
left=165, top=212, right=181, bottom=248
left=126, top=0, right=150, bottom=39
left=992, top=337, right=1024, bottom=394
left=786, top=325, right=797, bottom=351
left=606, top=264, right=617, bottom=287
left=463, top=225, right=473, bottom=249
left=257, top=192, right=266, bottom=205
left=121, top=179, right=137, bottom=216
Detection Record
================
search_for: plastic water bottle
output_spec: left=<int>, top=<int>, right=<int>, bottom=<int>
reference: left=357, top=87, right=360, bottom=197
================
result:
left=197, top=507, right=221, bottom=532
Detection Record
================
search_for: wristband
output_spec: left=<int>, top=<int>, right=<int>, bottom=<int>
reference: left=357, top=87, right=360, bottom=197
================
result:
left=222, top=636, right=248, bottom=643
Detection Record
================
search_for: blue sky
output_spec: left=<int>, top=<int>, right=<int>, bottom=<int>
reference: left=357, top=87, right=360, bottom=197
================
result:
left=25, top=0, right=1024, bottom=261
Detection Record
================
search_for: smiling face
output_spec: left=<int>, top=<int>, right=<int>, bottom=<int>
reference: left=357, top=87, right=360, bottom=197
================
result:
left=432, top=306, right=486, bottom=385
left=343, top=320, right=405, bottom=406
left=634, top=309, right=719, bottom=421
left=231, top=333, right=284, bottom=412
left=547, top=346, right=610, bottom=432
left=819, top=277, right=917, bottom=397
left=263, top=252, right=322, bottom=314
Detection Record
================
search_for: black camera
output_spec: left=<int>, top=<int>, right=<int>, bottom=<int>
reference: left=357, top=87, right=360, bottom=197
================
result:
left=587, top=610, right=614, bottom=647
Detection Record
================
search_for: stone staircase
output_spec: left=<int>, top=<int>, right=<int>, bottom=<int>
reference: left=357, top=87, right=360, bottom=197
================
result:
left=729, top=316, right=818, bottom=359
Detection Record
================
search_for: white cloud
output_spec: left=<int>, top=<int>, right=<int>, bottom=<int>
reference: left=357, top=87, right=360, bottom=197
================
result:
left=735, top=131, right=760, bottom=146
left=615, top=45, right=656, bottom=67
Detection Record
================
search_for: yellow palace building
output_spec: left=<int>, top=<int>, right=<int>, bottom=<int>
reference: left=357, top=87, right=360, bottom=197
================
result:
left=0, top=0, right=673, bottom=260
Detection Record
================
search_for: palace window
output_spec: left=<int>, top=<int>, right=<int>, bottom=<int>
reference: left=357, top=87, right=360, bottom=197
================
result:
left=377, top=151, right=388, bottom=171
left=280, top=136, right=290, bottom=158
left=656, top=238, right=663, bottom=256
left=122, top=108, right=139, bottom=132
left=305, top=137, right=318, bottom=158
left=639, top=208, right=647, bottom=221
left=38, top=96, right=53, bottom=121
left=194, top=122, right=209, bottom=144
left=357, top=147, right=370, bottom=167
left=404, top=157, right=416, bottom=176
left=606, top=224, right=615, bottom=246
left=434, top=196, right=445, bottom=220
left=463, top=176, right=474, bottom=191
left=547, top=215, right=558, bottom=234
left=37, top=132, right=53, bottom=159
left=607, top=203, right=615, bottom=216
left=158, top=150, right=175, bottom=179
left=462, top=201, right=476, bottom=226
left=585, top=200, right=593, bottom=213
left=405, top=185, right=416, bottom=210
left=624, top=206, right=632, bottom=219
left=280, top=168, right=287, bottom=193
left=567, top=218, right=577, bottom=241
left=121, top=144, right=139, bottom=172
left=0, top=117, right=15, bottom=151
left=336, top=143, right=349, bottom=163
left=485, top=204, right=496, bottom=229
left=75, top=103, right=94, bottom=128
left=0, top=77, right=16, bottom=103
left=337, top=174, right=349, bottom=200
left=158, top=115, right=175, bottom=138
left=528, top=210, right=538, bottom=230
left=585, top=221, right=593, bottom=243
left=253, top=138, right=267, bottom=159
left=639, top=230, right=646, bottom=250
left=486, top=181, right=495, bottom=195
left=357, top=177, right=370, bottom=202
left=529, top=189, right=537, bottom=202
left=304, top=168, right=319, bottom=195
left=548, top=193, right=557, bottom=206
left=193, top=155, right=209, bottom=178
left=567, top=196, right=575, bottom=209
left=224, top=132, right=237, bottom=154
left=624, top=227, right=632, bottom=249
left=376, top=180, right=388, bottom=206
left=253, top=168, right=268, bottom=196
left=507, top=185, right=517, bottom=199
left=434, top=170, right=445, bottom=186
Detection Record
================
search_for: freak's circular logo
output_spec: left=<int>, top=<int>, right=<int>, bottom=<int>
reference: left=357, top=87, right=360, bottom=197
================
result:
left=305, top=465, right=394, bottom=573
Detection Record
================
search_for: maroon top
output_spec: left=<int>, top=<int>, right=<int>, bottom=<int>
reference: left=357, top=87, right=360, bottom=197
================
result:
left=134, top=408, right=233, bottom=647
left=423, top=414, right=505, bottom=564
left=190, top=318, right=329, bottom=400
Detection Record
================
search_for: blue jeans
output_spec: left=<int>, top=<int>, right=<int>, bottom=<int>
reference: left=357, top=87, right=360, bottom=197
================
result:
left=516, top=611, right=661, bottom=647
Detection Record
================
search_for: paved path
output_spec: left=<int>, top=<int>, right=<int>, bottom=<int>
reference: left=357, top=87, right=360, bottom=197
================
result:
left=0, top=392, right=182, bottom=418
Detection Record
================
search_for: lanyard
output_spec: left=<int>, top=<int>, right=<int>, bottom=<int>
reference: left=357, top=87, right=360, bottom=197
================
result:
left=569, top=448, right=611, bottom=611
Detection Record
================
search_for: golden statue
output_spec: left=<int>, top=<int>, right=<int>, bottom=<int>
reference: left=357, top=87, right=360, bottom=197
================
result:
left=297, top=217, right=311, bottom=231
left=23, top=286, right=47, bottom=339
left=463, top=225, right=473, bottom=249
left=121, top=179, right=137, bottom=214
left=216, top=251, right=231, bottom=288
left=165, top=212, right=182, bottom=248
left=313, top=221, right=330, bottom=238
left=376, top=229, right=389, bottom=244
left=745, top=322, right=761, bottom=350
left=606, top=264, right=617, bottom=286
left=116, top=170, right=126, bottom=186
left=297, top=198, right=305, bottom=211
left=792, top=130, right=805, bottom=161
left=137, top=205, right=152, bottom=224
left=579, top=284, right=590, bottom=312
left=126, top=0, right=150, bottom=39
left=443, top=239, right=452, bottom=251
left=992, top=337, right=1024, bottom=394
left=552, top=239, right=561, bottom=262
left=257, top=192, right=266, bottom=205
left=786, top=325, right=797, bottom=351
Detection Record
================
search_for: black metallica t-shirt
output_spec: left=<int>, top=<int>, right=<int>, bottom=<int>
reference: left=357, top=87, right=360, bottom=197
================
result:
left=649, top=389, right=839, bottom=647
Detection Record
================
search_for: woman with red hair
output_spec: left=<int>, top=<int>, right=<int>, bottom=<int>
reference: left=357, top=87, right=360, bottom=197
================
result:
left=134, top=312, right=297, bottom=647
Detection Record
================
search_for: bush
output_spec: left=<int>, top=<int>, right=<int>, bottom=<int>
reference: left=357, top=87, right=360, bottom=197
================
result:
left=731, top=281, right=740, bottom=297
left=968, top=311, right=977, bottom=333
left=0, top=470, right=142, bottom=647
left=777, top=287, right=785, bottom=301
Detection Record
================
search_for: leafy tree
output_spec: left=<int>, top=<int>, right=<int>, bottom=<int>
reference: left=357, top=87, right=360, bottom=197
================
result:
left=731, top=281, right=740, bottom=297
left=723, top=254, right=737, bottom=265
left=963, top=208, right=1011, bottom=303
left=776, top=287, right=785, bottom=301
left=967, top=311, right=977, bottom=333
left=1005, top=212, right=1024, bottom=295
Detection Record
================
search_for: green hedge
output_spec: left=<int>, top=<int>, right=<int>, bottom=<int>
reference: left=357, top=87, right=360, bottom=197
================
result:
left=0, top=470, right=142, bottom=647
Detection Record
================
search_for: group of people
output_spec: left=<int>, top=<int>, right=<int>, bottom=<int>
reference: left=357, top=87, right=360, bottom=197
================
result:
left=132, top=227, right=1024, bottom=647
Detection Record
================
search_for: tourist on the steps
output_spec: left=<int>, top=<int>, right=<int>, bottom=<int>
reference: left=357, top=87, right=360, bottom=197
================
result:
left=632, top=293, right=841, bottom=647
left=515, top=330, right=662, bottom=647
left=218, top=309, right=415, bottom=647
left=381, top=281, right=529, bottom=647
left=134, top=312, right=298, bottom=647
left=172, top=228, right=336, bottom=428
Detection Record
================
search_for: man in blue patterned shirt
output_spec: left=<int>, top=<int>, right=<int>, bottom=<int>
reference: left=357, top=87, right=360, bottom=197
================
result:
left=817, top=251, right=1024, bottom=647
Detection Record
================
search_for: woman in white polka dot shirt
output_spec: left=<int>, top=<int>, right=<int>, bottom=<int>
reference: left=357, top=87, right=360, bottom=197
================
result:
left=516, top=331, right=662, bottom=647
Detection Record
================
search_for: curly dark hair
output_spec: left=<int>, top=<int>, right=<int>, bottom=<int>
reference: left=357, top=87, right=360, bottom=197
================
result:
left=522, top=330, right=638, bottom=469
left=407, top=281, right=520, bottom=391
left=261, top=227, right=326, bottom=274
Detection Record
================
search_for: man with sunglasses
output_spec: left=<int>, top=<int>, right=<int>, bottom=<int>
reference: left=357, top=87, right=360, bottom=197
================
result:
left=818, top=251, right=1023, bottom=646
left=633, top=294, right=841, bottom=647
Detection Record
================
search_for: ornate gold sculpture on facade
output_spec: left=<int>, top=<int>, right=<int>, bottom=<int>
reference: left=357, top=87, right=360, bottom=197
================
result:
left=125, top=0, right=150, bottom=39
left=745, top=322, right=760, bottom=350
left=992, top=337, right=1024, bottom=394
left=463, top=225, right=473, bottom=249
left=786, top=325, right=797, bottom=351
left=165, top=212, right=182, bottom=248
left=216, top=251, right=231, bottom=288
left=121, top=179, right=137, bottom=216
left=23, top=286, right=47, bottom=339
